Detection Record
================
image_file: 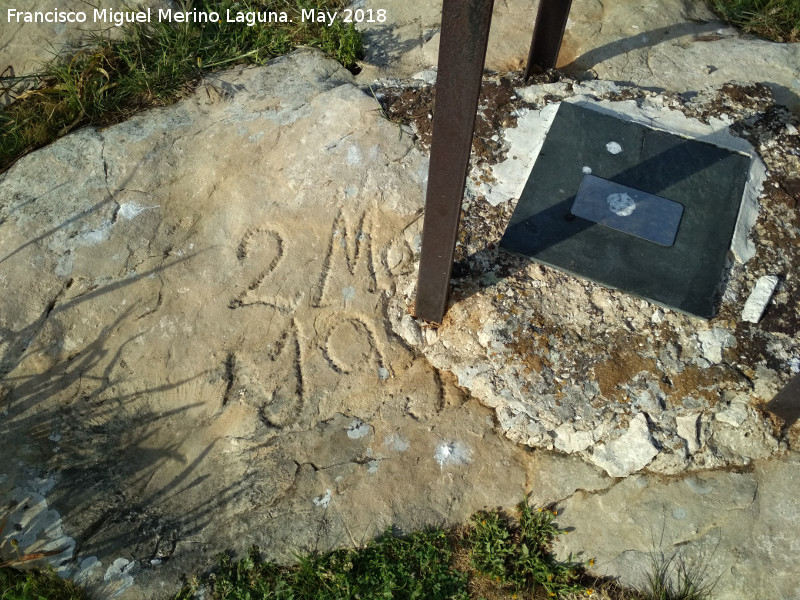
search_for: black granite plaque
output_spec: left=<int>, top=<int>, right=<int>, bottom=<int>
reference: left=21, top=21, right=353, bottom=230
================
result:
left=500, top=101, right=752, bottom=319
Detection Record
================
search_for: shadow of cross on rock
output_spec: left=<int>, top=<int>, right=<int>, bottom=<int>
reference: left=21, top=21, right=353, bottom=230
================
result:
left=0, top=49, right=428, bottom=434
left=0, top=49, right=437, bottom=591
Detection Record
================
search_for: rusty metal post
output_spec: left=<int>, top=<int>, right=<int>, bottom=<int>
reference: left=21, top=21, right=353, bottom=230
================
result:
left=415, top=0, right=495, bottom=323
left=767, top=372, right=800, bottom=431
left=524, top=0, right=574, bottom=77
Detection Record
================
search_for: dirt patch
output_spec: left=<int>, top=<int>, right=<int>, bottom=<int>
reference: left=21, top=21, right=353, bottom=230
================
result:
left=682, top=82, right=776, bottom=123
left=662, top=365, right=746, bottom=406
left=376, top=72, right=536, bottom=166
left=381, top=85, right=435, bottom=146
left=592, top=350, right=657, bottom=400
left=507, top=325, right=552, bottom=376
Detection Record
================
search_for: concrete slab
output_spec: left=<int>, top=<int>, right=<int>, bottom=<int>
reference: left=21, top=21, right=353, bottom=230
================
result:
left=500, top=101, right=752, bottom=318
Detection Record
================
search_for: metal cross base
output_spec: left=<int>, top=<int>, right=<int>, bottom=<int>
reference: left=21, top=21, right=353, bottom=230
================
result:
left=767, top=372, right=800, bottom=433
left=415, top=0, right=573, bottom=323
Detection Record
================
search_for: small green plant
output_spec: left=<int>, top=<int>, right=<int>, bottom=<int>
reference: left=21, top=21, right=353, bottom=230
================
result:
left=177, top=529, right=470, bottom=599
left=469, top=509, right=514, bottom=582
left=1, top=502, right=719, bottom=600
left=0, top=566, right=88, bottom=600
left=175, top=499, right=594, bottom=599
left=708, top=0, right=799, bottom=41
left=641, top=550, right=716, bottom=600
left=468, top=497, right=587, bottom=598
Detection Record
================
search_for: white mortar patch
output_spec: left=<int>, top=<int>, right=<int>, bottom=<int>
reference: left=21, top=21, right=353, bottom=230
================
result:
left=607, top=193, right=636, bottom=216
left=346, top=145, right=362, bottom=166
left=478, top=104, right=560, bottom=206
left=313, top=489, right=332, bottom=508
left=384, top=433, right=410, bottom=452
left=341, top=286, right=356, bottom=302
left=346, top=419, right=371, bottom=439
left=102, top=558, right=137, bottom=598
left=434, top=441, right=471, bottom=468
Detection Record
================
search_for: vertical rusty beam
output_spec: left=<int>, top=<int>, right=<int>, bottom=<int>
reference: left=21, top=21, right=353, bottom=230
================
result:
left=767, top=372, right=800, bottom=431
left=415, top=0, right=495, bottom=323
left=524, top=0, right=573, bottom=77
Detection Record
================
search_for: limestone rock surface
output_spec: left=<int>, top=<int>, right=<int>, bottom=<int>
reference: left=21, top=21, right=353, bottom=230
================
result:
left=2, top=0, right=800, bottom=595
left=356, top=0, right=800, bottom=113
left=553, top=452, right=800, bottom=600
left=0, top=50, right=534, bottom=598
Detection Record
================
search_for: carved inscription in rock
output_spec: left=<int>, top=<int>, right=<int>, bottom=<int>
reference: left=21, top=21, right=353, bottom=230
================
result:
left=222, top=206, right=405, bottom=428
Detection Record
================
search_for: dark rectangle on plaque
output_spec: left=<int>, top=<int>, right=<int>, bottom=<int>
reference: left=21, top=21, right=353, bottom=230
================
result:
left=571, top=175, right=684, bottom=246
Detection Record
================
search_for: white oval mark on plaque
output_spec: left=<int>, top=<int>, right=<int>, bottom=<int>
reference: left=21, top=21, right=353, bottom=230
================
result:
left=582, top=166, right=592, bottom=174
left=607, top=192, right=636, bottom=216
left=606, top=141, right=622, bottom=154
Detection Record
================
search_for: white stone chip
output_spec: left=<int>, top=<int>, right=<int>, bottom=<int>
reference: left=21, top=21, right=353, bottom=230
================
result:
left=410, top=69, right=437, bottom=85
left=74, top=557, right=102, bottom=585
left=101, top=558, right=137, bottom=596
left=715, top=400, right=749, bottom=427
left=104, top=558, right=135, bottom=582
left=676, top=414, right=701, bottom=454
left=590, top=413, right=659, bottom=478
left=741, top=275, right=779, bottom=323
left=396, top=314, right=424, bottom=346
left=553, top=424, right=595, bottom=453
left=790, top=357, right=800, bottom=374
left=697, top=328, right=736, bottom=364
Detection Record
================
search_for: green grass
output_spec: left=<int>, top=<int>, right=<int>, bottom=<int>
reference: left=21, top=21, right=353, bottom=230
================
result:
left=172, top=498, right=590, bottom=600
left=1, top=499, right=721, bottom=600
left=176, top=529, right=470, bottom=600
left=708, top=0, right=800, bottom=41
left=641, top=551, right=716, bottom=600
left=0, top=0, right=363, bottom=172
left=0, top=566, right=87, bottom=600
left=468, top=501, right=585, bottom=598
